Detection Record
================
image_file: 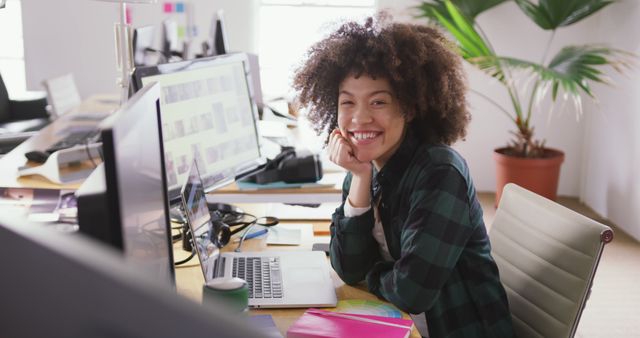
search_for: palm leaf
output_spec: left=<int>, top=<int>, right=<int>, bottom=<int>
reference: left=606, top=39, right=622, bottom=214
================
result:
left=416, top=0, right=508, bottom=21
left=418, top=1, right=495, bottom=60
left=473, top=46, right=631, bottom=101
left=514, top=0, right=615, bottom=30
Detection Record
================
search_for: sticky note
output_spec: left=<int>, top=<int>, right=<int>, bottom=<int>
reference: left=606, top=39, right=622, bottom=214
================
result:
left=125, top=7, right=132, bottom=24
left=177, top=26, right=186, bottom=38
left=175, top=2, right=184, bottom=13
left=163, top=2, right=173, bottom=13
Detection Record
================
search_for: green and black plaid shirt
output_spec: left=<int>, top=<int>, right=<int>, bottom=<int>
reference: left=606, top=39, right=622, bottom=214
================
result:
left=330, top=130, right=514, bottom=337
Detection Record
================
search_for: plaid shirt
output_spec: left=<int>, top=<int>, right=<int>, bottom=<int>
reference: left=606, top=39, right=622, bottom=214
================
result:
left=330, top=130, right=514, bottom=337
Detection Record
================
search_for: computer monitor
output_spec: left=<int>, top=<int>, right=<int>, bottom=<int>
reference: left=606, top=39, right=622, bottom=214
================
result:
left=132, top=25, right=156, bottom=66
left=210, top=9, right=229, bottom=56
left=0, top=214, right=266, bottom=338
left=132, top=54, right=265, bottom=205
left=162, top=18, right=180, bottom=61
left=76, top=83, right=175, bottom=286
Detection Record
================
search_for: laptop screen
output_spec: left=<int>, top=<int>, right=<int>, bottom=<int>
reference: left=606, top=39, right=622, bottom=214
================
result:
left=181, top=161, right=218, bottom=281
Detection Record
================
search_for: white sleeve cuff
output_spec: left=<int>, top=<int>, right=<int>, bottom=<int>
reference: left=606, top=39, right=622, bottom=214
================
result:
left=344, top=197, right=371, bottom=217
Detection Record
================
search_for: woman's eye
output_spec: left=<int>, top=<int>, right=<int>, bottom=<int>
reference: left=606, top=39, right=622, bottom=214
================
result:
left=339, top=101, right=354, bottom=106
left=371, top=100, right=387, bottom=106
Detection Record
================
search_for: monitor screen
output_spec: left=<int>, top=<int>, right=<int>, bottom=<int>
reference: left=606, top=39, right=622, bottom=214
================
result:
left=133, top=25, right=156, bottom=66
left=77, top=83, right=175, bottom=286
left=181, top=161, right=218, bottom=280
left=132, top=55, right=264, bottom=204
left=162, top=19, right=179, bottom=59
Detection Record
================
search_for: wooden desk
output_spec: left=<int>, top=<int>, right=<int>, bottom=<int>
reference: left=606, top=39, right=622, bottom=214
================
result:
left=173, top=217, right=419, bottom=337
left=207, top=173, right=345, bottom=205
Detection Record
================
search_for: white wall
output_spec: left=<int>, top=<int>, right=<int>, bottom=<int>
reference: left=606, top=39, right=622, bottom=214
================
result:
left=22, top=0, right=257, bottom=98
left=581, top=1, right=640, bottom=241
left=380, top=0, right=594, bottom=196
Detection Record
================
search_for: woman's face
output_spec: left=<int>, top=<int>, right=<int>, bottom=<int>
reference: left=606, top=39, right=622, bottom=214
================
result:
left=337, top=74, right=408, bottom=169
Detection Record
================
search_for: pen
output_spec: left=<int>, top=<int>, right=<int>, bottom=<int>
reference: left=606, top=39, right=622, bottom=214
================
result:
left=244, top=228, right=268, bottom=240
left=234, top=228, right=269, bottom=243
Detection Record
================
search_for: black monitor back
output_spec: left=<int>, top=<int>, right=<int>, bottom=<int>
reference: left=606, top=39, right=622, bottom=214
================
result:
left=77, top=83, right=174, bottom=285
left=0, top=214, right=266, bottom=338
left=211, top=9, right=229, bottom=55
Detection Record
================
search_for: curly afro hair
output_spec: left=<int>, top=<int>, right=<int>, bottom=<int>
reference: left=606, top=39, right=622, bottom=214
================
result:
left=292, top=13, right=470, bottom=146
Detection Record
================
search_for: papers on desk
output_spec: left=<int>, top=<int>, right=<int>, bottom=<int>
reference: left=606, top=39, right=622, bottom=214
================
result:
left=265, top=203, right=340, bottom=221
left=17, top=144, right=102, bottom=184
left=266, top=226, right=301, bottom=245
left=267, top=223, right=313, bottom=246
left=0, top=187, right=77, bottom=225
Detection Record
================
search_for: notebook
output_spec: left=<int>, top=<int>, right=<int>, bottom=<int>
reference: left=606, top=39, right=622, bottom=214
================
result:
left=287, top=308, right=414, bottom=338
left=181, top=161, right=337, bottom=308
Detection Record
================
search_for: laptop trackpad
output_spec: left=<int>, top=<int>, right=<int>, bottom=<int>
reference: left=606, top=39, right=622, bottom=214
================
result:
left=288, top=268, right=325, bottom=284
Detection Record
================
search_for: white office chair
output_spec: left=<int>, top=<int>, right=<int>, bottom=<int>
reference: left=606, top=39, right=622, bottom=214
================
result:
left=42, top=73, right=82, bottom=118
left=490, top=183, right=613, bottom=338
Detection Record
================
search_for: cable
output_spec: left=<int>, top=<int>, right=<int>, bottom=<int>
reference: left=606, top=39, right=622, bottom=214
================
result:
left=84, top=139, right=99, bottom=168
left=219, top=210, right=279, bottom=236
left=174, top=249, right=196, bottom=266
left=234, top=221, right=257, bottom=253
left=174, top=225, right=196, bottom=265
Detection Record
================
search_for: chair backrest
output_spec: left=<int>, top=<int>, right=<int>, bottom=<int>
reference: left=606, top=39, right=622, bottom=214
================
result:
left=42, top=73, right=81, bottom=118
left=490, top=183, right=613, bottom=338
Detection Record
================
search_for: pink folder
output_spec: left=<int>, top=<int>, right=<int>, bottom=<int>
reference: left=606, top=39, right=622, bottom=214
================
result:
left=287, top=308, right=414, bottom=338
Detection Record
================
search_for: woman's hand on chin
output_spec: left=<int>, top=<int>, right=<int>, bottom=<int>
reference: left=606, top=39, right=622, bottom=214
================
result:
left=327, top=129, right=372, bottom=177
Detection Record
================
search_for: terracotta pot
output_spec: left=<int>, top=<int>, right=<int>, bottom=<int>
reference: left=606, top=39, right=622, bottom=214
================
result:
left=493, top=147, right=565, bottom=207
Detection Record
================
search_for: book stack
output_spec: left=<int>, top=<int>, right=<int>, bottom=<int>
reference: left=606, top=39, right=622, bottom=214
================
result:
left=287, top=308, right=414, bottom=338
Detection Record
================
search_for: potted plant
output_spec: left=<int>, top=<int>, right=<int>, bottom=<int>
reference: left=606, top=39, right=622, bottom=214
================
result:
left=416, top=0, right=632, bottom=205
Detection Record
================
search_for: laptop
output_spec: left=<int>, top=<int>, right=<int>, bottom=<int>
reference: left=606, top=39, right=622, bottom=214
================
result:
left=181, top=161, right=337, bottom=308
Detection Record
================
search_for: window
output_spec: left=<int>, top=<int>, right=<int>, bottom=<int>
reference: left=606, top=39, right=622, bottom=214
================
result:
left=0, top=0, right=25, bottom=96
left=257, top=0, right=375, bottom=98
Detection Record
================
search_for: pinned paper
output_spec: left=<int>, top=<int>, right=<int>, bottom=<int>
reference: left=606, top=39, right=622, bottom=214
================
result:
left=163, top=2, right=172, bottom=13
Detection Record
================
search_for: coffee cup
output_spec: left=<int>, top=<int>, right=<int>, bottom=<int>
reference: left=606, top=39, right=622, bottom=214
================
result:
left=202, top=277, right=249, bottom=313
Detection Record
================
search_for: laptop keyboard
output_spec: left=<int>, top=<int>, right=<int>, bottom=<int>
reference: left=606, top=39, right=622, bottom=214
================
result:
left=232, top=257, right=283, bottom=299
left=46, top=129, right=101, bottom=154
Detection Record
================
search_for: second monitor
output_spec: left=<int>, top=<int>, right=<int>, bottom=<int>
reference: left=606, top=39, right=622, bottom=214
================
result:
left=132, top=54, right=265, bottom=205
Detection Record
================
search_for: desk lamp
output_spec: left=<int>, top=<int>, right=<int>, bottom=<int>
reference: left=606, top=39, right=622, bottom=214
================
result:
left=93, top=0, right=157, bottom=104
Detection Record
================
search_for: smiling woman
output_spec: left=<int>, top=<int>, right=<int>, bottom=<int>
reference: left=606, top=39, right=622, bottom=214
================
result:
left=336, top=75, right=407, bottom=169
left=292, top=13, right=515, bottom=337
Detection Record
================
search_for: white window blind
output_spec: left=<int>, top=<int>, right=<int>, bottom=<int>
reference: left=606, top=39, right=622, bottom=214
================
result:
left=258, top=0, right=375, bottom=98
left=0, top=0, right=25, bottom=96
